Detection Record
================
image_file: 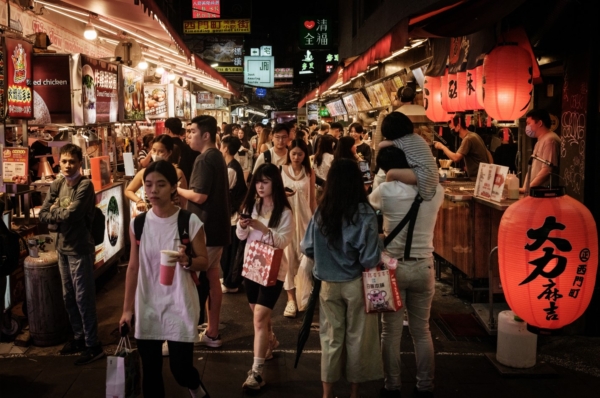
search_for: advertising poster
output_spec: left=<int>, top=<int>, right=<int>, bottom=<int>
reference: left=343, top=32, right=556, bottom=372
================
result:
left=353, top=92, right=372, bottom=111
left=342, top=95, right=358, bottom=115
left=94, top=184, right=125, bottom=269
left=190, top=92, right=197, bottom=118
left=31, top=54, right=72, bottom=125
left=144, top=84, right=168, bottom=119
left=2, top=147, right=29, bottom=184
left=81, top=55, right=118, bottom=124
left=184, top=89, right=192, bottom=120
left=5, top=38, right=33, bottom=119
left=174, top=85, right=184, bottom=118
left=196, top=36, right=243, bottom=74
left=474, top=163, right=509, bottom=202
left=118, top=65, right=145, bottom=122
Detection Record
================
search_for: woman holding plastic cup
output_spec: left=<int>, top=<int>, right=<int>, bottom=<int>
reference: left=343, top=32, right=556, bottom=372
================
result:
left=120, top=160, right=210, bottom=398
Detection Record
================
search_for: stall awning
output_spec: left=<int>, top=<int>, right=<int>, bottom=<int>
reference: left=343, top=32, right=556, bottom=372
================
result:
left=297, top=66, right=343, bottom=109
left=35, top=0, right=236, bottom=97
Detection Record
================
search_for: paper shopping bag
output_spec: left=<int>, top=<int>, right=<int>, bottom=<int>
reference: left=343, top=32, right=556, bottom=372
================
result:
left=242, top=233, right=282, bottom=286
left=106, top=337, right=141, bottom=398
left=295, top=254, right=314, bottom=311
left=363, top=265, right=402, bottom=313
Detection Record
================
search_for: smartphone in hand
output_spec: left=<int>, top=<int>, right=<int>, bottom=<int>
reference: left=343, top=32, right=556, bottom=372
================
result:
left=240, top=213, right=252, bottom=219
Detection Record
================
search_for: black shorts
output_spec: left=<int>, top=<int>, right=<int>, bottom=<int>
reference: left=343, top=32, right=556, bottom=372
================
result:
left=244, top=278, right=284, bottom=310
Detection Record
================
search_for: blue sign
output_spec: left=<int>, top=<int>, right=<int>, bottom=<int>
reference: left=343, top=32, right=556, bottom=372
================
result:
left=255, top=87, right=267, bottom=98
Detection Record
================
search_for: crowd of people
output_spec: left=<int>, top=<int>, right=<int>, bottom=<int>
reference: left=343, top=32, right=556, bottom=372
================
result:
left=38, top=105, right=559, bottom=398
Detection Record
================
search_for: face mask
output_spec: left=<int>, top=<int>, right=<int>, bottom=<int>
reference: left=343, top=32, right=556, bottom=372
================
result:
left=151, top=154, right=163, bottom=162
left=525, top=125, right=536, bottom=138
left=64, top=170, right=81, bottom=182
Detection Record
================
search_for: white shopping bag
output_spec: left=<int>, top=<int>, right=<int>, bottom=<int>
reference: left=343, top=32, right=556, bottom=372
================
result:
left=106, top=355, right=126, bottom=398
left=295, top=254, right=314, bottom=312
left=106, top=337, right=141, bottom=398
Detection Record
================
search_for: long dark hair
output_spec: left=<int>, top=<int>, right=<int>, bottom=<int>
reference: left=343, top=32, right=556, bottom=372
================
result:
left=286, top=139, right=312, bottom=176
left=335, top=136, right=356, bottom=161
left=241, top=163, right=291, bottom=228
left=317, top=158, right=370, bottom=246
left=144, top=160, right=178, bottom=201
left=314, top=134, right=336, bottom=167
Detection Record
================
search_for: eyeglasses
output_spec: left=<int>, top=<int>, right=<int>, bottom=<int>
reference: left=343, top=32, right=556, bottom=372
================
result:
left=272, top=135, right=288, bottom=141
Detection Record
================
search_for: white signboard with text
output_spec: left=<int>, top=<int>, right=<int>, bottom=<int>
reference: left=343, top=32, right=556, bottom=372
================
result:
left=474, top=163, right=509, bottom=202
left=244, top=56, right=274, bottom=88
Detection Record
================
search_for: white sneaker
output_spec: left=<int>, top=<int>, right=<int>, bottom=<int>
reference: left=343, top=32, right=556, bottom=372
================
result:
left=195, top=330, right=222, bottom=348
left=162, top=341, right=169, bottom=356
left=284, top=301, right=297, bottom=318
left=242, top=370, right=265, bottom=391
left=221, top=283, right=239, bottom=293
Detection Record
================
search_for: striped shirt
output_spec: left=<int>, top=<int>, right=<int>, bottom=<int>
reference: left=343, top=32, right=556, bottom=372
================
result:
left=392, top=134, right=439, bottom=201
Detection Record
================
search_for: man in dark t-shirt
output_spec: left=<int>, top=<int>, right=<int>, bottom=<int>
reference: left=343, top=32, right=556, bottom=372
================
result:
left=164, top=117, right=199, bottom=182
left=178, top=115, right=230, bottom=348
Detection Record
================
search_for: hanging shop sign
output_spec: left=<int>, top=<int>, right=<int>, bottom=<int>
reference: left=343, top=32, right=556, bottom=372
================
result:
left=196, top=36, right=243, bottom=74
left=31, top=54, right=82, bottom=125
left=5, top=38, right=33, bottom=119
left=192, top=0, right=221, bottom=19
left=190, top=92, right=197, bottom=117
left=144, top=84, right=168, bottom=119
left=255, top=87, right=267, bottom=99
left=118, top=65, right=145, bottom=122
left=260, top=46, right=272, bottom=56
left=250, top=48, right=259, bottom=56
left=2, top=147, right=29, bottom=184
left=299, top=50, right=316, bottom=75
left=275, top=68, right=293, bottom=79
left=184, top=19, right=251, bottom=34
left=364, top=82, right=391, bottom=108
left=299, top=17, right=331, bottom=49
left=244, top=56, right=274, bottom=88
left=342, top=94, right=358, bottom=115
left=81, top=55, right=118, bottom=124
left=174, top=85, right=185, bottom=118
left=197, top=91, right=215, bottom=108
left=325, top=99, right=347, bottom=117
left=184, top=90, right=192, bottom=120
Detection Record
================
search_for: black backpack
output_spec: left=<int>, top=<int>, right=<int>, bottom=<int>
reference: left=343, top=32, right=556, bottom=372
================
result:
left=133, top=209, right=199, bottom=285
left=0, top=220, right=27, bottom=276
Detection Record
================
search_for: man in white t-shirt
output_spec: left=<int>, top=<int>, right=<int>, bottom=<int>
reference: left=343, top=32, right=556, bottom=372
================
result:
left=369, top=146, right=443, bottom=398
left=252, top=124, right=289, bottom=172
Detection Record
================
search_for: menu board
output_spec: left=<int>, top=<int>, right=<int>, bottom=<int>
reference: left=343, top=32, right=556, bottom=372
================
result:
left=81, top=55, right=118, bottom=124
left=383, top=77, right=404, bottom=102
left=474, top=163, right=509, bottom=202
left=353, top=91, right=372, bottom=111
left=174, top=85, right=184, bottom=118
left=365, top=82, right=391, bottom=108
left=94, top=184, right=125, bottom=269
left=144, top=84, right=168, bottom=119
left=342, top=94, right=358, bottom=114
left=31, top=54, right=73, bottom=125
left=190, top=92, right=197, bottom=118
left=184, top=89, right=192, bottom=120
left=325, top=99, right=347, bottom=117
left=2, top=147, right=28, bottom=184
left=5, top=38, right=33, bottom=119
left=118, top=65, right=145, bottom=122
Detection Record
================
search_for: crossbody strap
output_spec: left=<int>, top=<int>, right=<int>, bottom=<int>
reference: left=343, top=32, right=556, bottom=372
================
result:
left=383, top=194, right=423, bottom=259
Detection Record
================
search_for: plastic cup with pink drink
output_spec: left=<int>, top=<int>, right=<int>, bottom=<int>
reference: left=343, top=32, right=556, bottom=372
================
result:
left=160, top=250, right=179, bottom=286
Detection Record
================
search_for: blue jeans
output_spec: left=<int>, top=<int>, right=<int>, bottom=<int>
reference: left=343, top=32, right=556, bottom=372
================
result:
left=381, top=257, right=435, bottom=392
left=58, top=253, right=99, bottom=347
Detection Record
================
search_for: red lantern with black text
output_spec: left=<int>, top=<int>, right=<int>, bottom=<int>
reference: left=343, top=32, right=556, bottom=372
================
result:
left=423, top=76, right=448, bottom=123
left=483, top=44, right=533, bottom=121
left=457, top=71, right=468, bottom=112
left=440, top=69, right=458, bottom=113
left=498, top=187, right=598, bottom=331
left=466, top=65, right=484, bottom=110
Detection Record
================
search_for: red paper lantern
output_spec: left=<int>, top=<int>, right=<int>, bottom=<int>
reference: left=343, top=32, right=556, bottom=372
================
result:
left=466, top=65, right=484, bottom=110
left=423, top=76, right=448, bottom=123
left=447, top=72, right=460, bottom=112
left=483, top=44, right=533, bottom=121
left=457, top=71, right=468, bottom=112
left=498, top=187, right=598, bottom=331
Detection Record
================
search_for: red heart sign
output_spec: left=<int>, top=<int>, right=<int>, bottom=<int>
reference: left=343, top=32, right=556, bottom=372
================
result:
left=304, top=20, right=315, bottom=30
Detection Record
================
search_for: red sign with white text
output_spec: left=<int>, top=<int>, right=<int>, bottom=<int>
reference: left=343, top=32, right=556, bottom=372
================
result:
left=193, top=0, right=220, bottom=18
left=5, top=38, right=33, bottom=119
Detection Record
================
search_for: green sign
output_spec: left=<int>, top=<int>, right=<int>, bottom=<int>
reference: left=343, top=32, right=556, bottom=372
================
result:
left=299, top=17, right=331, bottom=49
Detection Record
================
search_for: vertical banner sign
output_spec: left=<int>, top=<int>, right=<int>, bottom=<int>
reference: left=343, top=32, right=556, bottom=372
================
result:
left=5, top=38, right=33, bottom=119
left=31, top=54, right=72, bottom=125
left=299, top=17, right=331, bottom=49
left=81, top=56, right=119, bottom=124
left=118, top=65, right=145, bottom=122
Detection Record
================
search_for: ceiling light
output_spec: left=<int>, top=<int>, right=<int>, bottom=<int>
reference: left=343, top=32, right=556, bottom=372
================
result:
left=138, top=56, right=148, bottom=70
left=155, top=65, right=165, bottom=74
left=84, top=17, right=97, bottom=40
left=168, top=69, right=176, bottom=81
left=210, top=63, right=219, bottom=68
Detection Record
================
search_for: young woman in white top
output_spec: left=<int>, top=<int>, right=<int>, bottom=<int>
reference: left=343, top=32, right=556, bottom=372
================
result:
left=120, top=160, right=209, bottom=398
left=281, top=139, right=316, bottom=318
left=313, top=134, right=336, bottom=197
left=236, top=163, right=294, bottom=393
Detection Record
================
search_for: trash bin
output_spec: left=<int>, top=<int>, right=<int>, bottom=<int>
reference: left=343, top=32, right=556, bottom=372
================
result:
left=24, top=249, right=68, bottom=347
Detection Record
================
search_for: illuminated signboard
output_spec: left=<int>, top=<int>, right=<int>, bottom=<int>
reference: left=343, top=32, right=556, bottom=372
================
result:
left=192, top=0, right=220, bottom=19
left=5, top=38, right=33, bottom=119
left=184, top=19, right=251, bottom=34
left=275, top=68, right=293, bottom=79
left=299, top=17, right=331, bottom=49
left=244, top=56, right=274, bottom=88
left=196, top=36, right=243, bottom=74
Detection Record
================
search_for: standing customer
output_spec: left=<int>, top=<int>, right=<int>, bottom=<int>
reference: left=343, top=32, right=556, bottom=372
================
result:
left=237, top=163, right=294, bottom=392
left=178, top=115, right=231, bottom=347
left=301, top=158, right=383, bottom=398
left=164, top=117, right=198, bottom=183
left=313, top=134, right=336, bottom=198
left=334, top=136, right=359, bottom=161
left=120, top=160, right=210, bottom=398
left=369, top=146, right=443, bottom=398
left=281, top=139, right=316, bottom=318
left=349, top=123, right=372, bottom=166
left=39, top=144, right=104, bottom=365
left=253, top=124, right=290, bottom=171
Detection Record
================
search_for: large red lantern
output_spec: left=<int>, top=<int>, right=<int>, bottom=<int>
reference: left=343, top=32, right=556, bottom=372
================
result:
left=440, top=69, right=459, bottom=113
left=466, top=65, right=484, bottom=110
left=498, top=187, right=598, bottom=332
left=483, top=44, right=533, bottom=121
left=457, top=71, right=468, bottom=112
left=423, top=76, right=448, bottom=123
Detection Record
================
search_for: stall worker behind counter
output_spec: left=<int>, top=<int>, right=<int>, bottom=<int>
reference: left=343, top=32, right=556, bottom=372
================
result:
left=433, top=114, right=493, bottom=179
left=519, top=109, right=560, bottom=193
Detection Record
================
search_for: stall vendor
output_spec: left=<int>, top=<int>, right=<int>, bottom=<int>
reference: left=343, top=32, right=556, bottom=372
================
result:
left=434, top=114, right=493, bottom=179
